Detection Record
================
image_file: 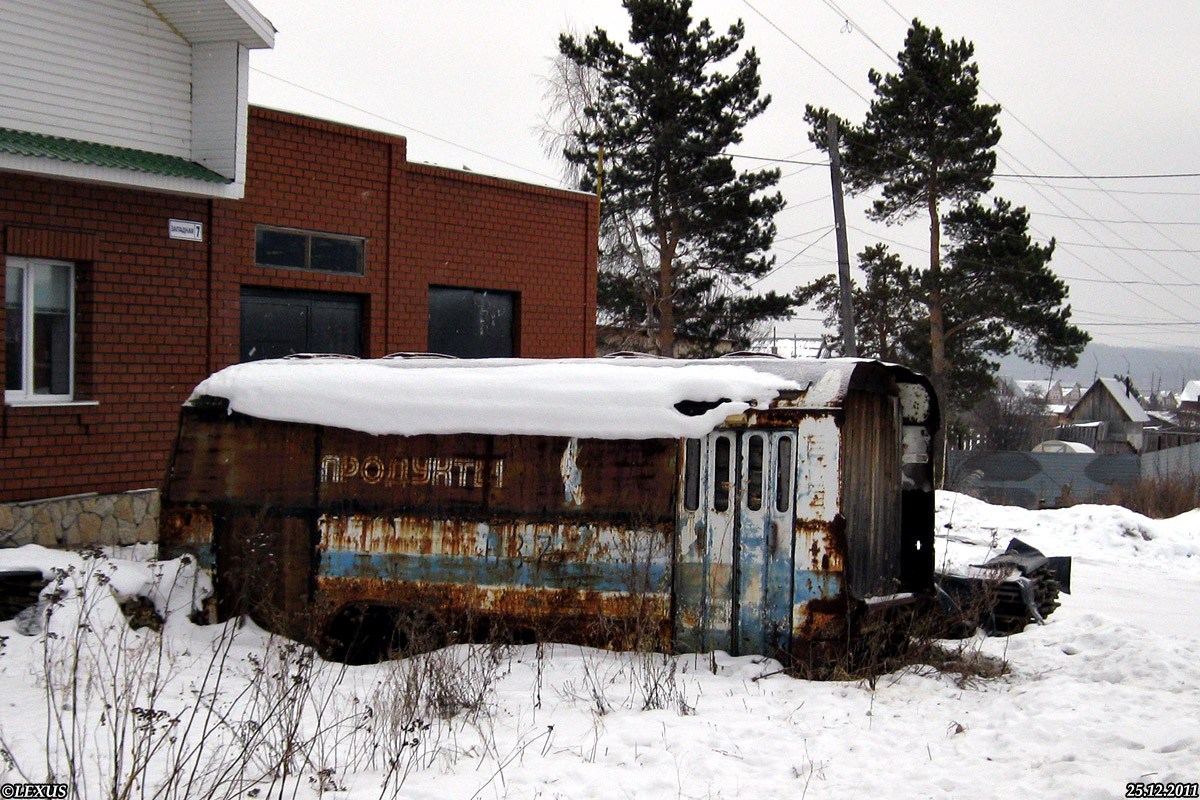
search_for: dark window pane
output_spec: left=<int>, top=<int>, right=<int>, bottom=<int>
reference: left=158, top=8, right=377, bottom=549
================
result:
left=241, top=294, right=309, bottom=361
left=5, top=266, right=23, bottom=391
left=240, top=288, right=362, bottom=362
left=776, top=437, right=793, bottom=512
left=311, top=300, right=362, bottom=355
left=713, top=437, right=731, bottom=512
left=746, top=434, right=764, bottom=511
left=311, top=236, right=363, bottom=274
left=475, top=291, right=514, bottom=357
left=428, top=287, right=515, bottom=358
left=683, top=438, right=701, bottom=511
left=255, top=229, right=307, bottom=269
left=32, top=263, right=71, bottom=395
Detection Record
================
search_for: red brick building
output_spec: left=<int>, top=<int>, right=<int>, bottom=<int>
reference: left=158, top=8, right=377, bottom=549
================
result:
left=1, top=108, right=598, bottom=524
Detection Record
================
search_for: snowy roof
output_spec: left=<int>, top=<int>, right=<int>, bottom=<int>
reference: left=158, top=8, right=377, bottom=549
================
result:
left=190, top=356, right=915, bottom=440
left=1147, top=410, right=1179, bottom=427
left=1094, top=378, right=1151, bottom=422
left=1181, top=380, right=1200, bottom=404
left=1031, top=439, right=1095, bottom=453
left=1014, top=379, right=1060, bottom=400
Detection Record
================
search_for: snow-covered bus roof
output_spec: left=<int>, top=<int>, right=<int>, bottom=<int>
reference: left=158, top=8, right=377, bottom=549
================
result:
left=187, top=355, right=926, bottom=440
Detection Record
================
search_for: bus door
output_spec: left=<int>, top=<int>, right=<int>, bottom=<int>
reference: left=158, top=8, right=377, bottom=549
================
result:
left=675, top=429, right=797, bottom=657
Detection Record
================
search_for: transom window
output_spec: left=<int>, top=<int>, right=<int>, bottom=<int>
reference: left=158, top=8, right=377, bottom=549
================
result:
left=5, top=257, right=75, bottom=403
left=255, top=226, right=365, bottom=275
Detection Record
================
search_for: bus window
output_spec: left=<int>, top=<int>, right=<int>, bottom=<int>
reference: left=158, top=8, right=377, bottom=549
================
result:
left=714, top=437, right=731, bottom=512
left=775, top=436, right=794, bottom=512
left=683, top=438, right=701, bottom=511
left=746, top=434, right=764, bottom=510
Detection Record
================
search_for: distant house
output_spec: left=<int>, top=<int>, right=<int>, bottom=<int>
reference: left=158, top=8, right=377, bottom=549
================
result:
left=1014, top=379, right=1062, bottom=405
left=1179, top=380, right=1200, bottom=430
left=1010, top=378, right=1084, bottom=420
left=1056, top=378, right=1150, bottom=454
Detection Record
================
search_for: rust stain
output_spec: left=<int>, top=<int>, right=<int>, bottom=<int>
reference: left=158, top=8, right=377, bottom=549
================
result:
left=795, top=519, right=845, bottom=573
left=158, top=504, right=213, bottom=547
left=319, top=515, right=671, bottom=565
left=792, top=595, right=849, bottom=642
left=312, top=575, right=672, bottom=652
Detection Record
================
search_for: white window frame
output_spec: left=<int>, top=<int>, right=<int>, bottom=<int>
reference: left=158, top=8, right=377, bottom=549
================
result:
left=5, top=256, right=76, bottom=404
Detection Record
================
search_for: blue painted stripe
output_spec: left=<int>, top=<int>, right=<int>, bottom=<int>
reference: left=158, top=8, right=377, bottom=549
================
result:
left=793, top=568, right=842, bottom=606
left=162, top=543, right=215, bottom=571
left=319, top=549, right=670, bottom=594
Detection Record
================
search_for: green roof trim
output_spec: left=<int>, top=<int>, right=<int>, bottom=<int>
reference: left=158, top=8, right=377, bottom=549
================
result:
left=0, top=127, right=231, bottom=184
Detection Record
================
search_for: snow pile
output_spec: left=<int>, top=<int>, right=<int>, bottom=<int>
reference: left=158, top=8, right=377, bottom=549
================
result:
left=0, top=545, right=211, bottom=634
left=935, top=491, right=1200, bottom=572
left=1, top=495, right=1197, bottom=798
left=190, top=358, right=800, bottom=439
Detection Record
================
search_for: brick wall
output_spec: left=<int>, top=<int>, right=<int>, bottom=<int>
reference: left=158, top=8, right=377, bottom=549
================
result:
left=1, top=176, right=212, bottom=502
left=1, top=107, right=598, bottom=508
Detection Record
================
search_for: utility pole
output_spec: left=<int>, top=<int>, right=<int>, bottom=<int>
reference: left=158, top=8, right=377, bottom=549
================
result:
left=826, top=114, right=857, bottom=357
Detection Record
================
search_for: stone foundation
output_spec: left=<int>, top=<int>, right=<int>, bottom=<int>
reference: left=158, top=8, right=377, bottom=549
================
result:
left=0, top=489, right=159, bottom=549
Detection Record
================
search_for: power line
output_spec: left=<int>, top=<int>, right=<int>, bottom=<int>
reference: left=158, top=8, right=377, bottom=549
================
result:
left=878, top=0, right=911, bottom=24
left=997, top=180, right=1200, bottom=197
left=251, top=67, right=561, bottom=184
left=752, top=227, right=836, bottom=286
left=740, top=0, right=872, bottom=104
left=722, top=151, right=826, bottom=167
left=1000, top=163, right=1198, bottom=318
left=1065, top=275, right=1200, bottom=288
left=1056, top=242, right=1200, bottom=254
left=1036, top=212, right=1200, bottom=226
left=818, top=0, right=894, bottom=61
left=995, top=171, right=1200, bottom=180
left=794, top=0, right=1200, bottom=323
left=1079, top=321, right=1200, bottom=328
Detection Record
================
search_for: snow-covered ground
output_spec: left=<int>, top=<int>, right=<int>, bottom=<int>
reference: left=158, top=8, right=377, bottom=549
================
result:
left=1, top=492, right=1197, bottom=799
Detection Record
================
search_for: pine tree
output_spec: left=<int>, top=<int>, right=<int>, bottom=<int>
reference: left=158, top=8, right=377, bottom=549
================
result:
left=795, top=243, right=922, bottom=364
left=803, top=20, right=1088, bottom=436
left=558, top=0, right=789, bottom=356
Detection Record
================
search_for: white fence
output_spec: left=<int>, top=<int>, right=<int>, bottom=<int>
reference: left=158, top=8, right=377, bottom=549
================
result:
left=1142, top=441, right=1200, bottom=480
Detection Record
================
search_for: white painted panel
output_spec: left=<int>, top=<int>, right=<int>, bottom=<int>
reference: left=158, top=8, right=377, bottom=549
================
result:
left=150, top=0, right=275, bottom=48
left=0, top=0, right=192, bottom=156
left=191, top=41, right=243, bottom=180
left=795, top=415, right=841, bottom=523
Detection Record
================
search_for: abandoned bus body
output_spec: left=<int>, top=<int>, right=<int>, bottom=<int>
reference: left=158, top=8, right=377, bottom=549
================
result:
left=159, top=355, right=939, bottom=664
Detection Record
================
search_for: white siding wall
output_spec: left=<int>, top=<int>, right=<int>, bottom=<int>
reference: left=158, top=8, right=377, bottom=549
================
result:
left=191, top=42, right=245, bottom=181
left=0, top=0, right=193, bottom=157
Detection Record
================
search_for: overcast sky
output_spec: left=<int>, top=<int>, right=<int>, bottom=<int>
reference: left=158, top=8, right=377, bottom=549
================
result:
left=246, top=0, right=1200, bottom=354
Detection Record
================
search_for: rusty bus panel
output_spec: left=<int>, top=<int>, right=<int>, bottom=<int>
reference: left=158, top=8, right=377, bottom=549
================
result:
left=317, top=430, right=678, bottom=520
left=215, top=513, right=314, bottom=642
left=159, top=503, right=215, bottom=568
left=161, top=356, right=940, bottom=667
left=314, top=575, right=673, bottom=653
left=166, top=411, right=317, bottom=508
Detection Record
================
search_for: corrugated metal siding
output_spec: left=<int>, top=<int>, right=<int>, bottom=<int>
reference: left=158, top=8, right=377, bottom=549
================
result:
left=841, top=390, right=902, bottom=597
left=946, top=450, right=1140, bottom=508
left=0, top=0, right=192, bottom=156
left=1141, top=441, right=1200, bottom=480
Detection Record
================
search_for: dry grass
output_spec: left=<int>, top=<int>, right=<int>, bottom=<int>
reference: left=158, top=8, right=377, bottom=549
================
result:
left=1100, top=474, right=1200, bottom=519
